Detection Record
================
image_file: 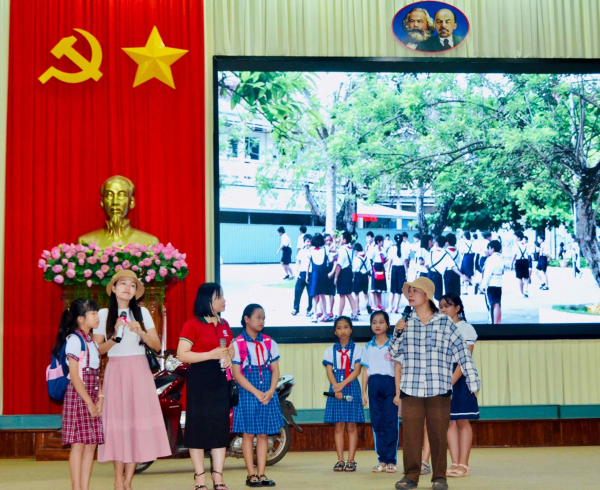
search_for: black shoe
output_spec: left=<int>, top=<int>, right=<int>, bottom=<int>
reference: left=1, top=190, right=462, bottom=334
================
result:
left=246, top=474, right=263, bottom=487
left=291, top=309, right=299, bottom=316
left=539, top=283, right=545, bottom=289
left=258, top=475, right=276, bottom=487
left=474, top=284, right=479, bottom=295
left=395, top=477, right=418, bottom=489
left=283, top=275, right=289, bottom=280
left=367, top=305, right=373, bottom=314
left=432, top=478, right=448, bottom=490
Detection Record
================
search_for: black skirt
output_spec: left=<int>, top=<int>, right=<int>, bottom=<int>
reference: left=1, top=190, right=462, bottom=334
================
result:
left=515, top=259, right=529, bottom=279
left=185, top=360, right=230, bottom=450
left=337, top=266, right=353, bottom=295
left=281, top=246, right=292, bottom=265
left=390, top=265, right=406, bottom=294
left=444, top=269, right=461, bottom=296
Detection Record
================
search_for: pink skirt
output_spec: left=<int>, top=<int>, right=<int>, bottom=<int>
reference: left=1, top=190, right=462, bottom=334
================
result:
left=98, top=355, right=171, bottom=463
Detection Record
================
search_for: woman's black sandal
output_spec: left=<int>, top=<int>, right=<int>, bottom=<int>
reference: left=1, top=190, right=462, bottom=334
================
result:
left=344, top=460, right=357, bottom=472
left=211, top=471, right=228, bottom=490
left=246, top=474, right=263, bottom=487
left=194, top=471, right=207, bottom=490
left=333, top=460, right=346, bottom=472
left=258, top=474, right=276, bottom=486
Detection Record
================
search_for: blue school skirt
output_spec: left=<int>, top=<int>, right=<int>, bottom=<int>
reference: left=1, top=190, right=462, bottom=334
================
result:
left=232, top=365, right=284, bottom=435
left=450, top=363, right=480, bottom=420
left=324, top=370, right=365, bottom=423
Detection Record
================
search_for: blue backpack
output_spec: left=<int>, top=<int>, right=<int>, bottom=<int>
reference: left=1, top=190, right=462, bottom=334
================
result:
left=46, top=333, right=86, bottom=401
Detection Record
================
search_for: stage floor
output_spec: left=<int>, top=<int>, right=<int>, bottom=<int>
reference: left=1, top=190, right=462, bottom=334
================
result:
left=1, top=447, right=598, bottom=489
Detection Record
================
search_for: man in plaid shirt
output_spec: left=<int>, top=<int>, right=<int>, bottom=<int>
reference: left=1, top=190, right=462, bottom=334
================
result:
left=390, top=277, right=480, bottom=490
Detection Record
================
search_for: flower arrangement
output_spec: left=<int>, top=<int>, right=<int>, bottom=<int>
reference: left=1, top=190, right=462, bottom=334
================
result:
left=38, top=242, right=189, bottom=287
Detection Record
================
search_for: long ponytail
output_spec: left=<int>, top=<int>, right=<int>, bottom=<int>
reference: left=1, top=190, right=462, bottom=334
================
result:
left=52, top=298, right=99, bottom=358
left=394, top=233, right=402, bottom=258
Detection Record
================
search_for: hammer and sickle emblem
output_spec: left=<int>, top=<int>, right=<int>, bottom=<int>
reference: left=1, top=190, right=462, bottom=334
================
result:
left=39, top=29, right=103, bottom=84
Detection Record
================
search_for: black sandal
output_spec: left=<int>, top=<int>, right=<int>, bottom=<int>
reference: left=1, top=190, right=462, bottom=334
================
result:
left=246, top=474, right=262, bottom=487
left=395, top=477, right=418, bottom=489
left=344, top=460, right=357, bottom=472
left=194, top=471, right=207, bottom=490
left=211, top=471, right=228, bottom=490
left=333, top=460, right=346, bottom=472
left=258, top=474, right=276, bottom=486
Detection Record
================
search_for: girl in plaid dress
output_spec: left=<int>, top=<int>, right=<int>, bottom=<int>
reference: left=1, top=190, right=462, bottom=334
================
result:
left=232, top=304, right=283, bottom=487
left=52, top=298, right=104, bottom=490
left=323, top=316, right=364, bottom=472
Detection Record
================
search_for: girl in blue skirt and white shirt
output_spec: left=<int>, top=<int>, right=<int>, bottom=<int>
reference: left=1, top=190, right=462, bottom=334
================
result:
left=232, top=304, right=283, bottom=487
left=440, top=293, right=479, bottom=478
left=361, top=311, right=400, bottom=474
left=323, top=316, right=364, bottom=472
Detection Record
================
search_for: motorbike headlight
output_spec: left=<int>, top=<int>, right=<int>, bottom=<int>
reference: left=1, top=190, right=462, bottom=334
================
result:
left=165, top=354, right=182, bottom=373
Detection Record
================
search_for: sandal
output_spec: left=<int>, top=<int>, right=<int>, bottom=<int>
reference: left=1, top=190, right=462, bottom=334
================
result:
left=194, top=471, right=207, bottom=490
left=258, top=474, right=276, bottom=486
left=211, top=471, right=228, bottom=490
left=333, top=460, right=346, bottom=472
left=448, top=464, right=470, bottom=477
left=420, top=461, right=431, bottom=475
left=446, top=464, right=460, bottom=476
left=395, top=477, right=418, bottom=489
left=386, top=463, right=397, bottom=473
left=372, top=463, right=387, bottom=473
left=246, top=474, right=262, bottom=487
left=344, top=460, right=357, bottom=472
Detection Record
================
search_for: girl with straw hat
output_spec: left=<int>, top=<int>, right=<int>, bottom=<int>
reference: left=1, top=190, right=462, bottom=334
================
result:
left=389, top=277, right=480, bottom=490
left=93, top=270, right=170, bottom=490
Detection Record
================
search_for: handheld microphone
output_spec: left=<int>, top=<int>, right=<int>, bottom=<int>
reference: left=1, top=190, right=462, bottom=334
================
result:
left=114, top=311, right=127, bottom=343
left=401, top=306, right=413, bottom=322
left=323, top=392, right=353, bottom=402
left=219, top=338, right=227, bottom=373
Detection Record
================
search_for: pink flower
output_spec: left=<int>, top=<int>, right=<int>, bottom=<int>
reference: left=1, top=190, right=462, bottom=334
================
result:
left=87, top=256, right=97, bottom=265
left=51, top=247, right=61, bottom=260
left=84, top=269, right=92, bottom=278
left=52, top=264, right=63, bottom=273
left=171, top=268, right=176, bottom=274
left=53, top=275, right=64, bottom=284
left=118, top=240, right=123, bottom=247
left=143, top=258, right=153, bottom=267
left=66, top=269, right=76, bottom=279
left=75, top=244, right=85, bottom=253
left=145, top=275, right=152, bottom=283
left=164, top=253, right=173, bottom=260
left=136, top=251, right=142, bottom=257
left=38, top=259, right=47, bottom=269
left=181, top=261, right=188, bottom=268
left=61, top=258, right=68, bottom=265
left=154, top=259, right=161, bottom=265
left=173, top=261, right=181, bottom=270
left=89, top=242, right=99, bottom=250
left=65, top=252, right=73, bottom=259
left=132, top=265, right=139, bottom=272
left=139, top=244, right=148, bottom=252
left=86, top=280, right=93, bottom=287
left=78, top=259, right=85, bottom=266
left=115, top=265, right=123, bottom=271
left=147, top=269, right=156, bottom=278
left=113, top=256, right=120, bottom=263
left=159, top=267, right=168, bottom=277
left=67, top=262, right=76, bottom=270
left=103, top=247, right=113, bottom=255
left=95, top=270, right=104, bottom=279
left=99, top=255, right=109, bottom=264
left=100, top=264, right=110, bottom=273
left=122, top=260, right=131, bottom=269
left=182, top=253, right=187, bottom=260
left=77, top=252, right=86, bottom=261
left=42, top=250, right=51, bottom=259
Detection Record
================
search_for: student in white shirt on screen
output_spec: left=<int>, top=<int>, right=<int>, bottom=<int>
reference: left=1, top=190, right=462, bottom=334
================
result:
left=443, top=233, right=462, bottom=297
left=352, top=243, right=372, bottom=315
left=571, top=236, right=583, bottom=278
left=480, top=240, right=504, bottom=324
left=510, top=231, right=530, bottom=298
left=292, top=234, right=313, bottom=316
left=388, top=234, right=410, bottom=314
left=276, top=227, right=294, bottom=280
left=383, top=234, right=393, bottom=253
left=297, top=225, right=307, bottom=253
left=333, top=231, right=359, bottom=320
left=535, top=235, right=550, bottom=290
left=525, top=235, right=536, bottom=285
left=426, top=236, right=464, bottom=302
left=459, top=231, right=475, bottom=295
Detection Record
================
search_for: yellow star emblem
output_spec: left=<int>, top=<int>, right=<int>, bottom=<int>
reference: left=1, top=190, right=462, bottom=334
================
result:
left=122, top=26, right=188, bottom=89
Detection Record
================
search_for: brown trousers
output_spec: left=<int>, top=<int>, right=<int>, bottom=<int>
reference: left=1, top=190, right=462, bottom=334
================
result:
left=401, top=395, right=451, bottom=482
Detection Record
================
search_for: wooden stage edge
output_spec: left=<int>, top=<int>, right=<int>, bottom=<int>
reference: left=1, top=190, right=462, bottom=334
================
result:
left=1, top=419, right=600, bottom=460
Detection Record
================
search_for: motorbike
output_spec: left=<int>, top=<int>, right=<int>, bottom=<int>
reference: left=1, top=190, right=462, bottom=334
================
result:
left=136, top=350, right=303, bottom=474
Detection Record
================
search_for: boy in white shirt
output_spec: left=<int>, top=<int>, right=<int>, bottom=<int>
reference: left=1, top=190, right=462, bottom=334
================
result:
left=292, top=234, right=313, bottom=316
left=535, top=235, right=551, bottom=290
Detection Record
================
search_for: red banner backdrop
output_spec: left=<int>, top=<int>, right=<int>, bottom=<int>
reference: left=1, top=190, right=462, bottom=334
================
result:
left=4, top=0, right=206, bottom=414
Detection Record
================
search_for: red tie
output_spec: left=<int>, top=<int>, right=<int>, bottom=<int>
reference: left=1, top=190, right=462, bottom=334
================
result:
left=253, top=341, right=266, bottom=382
left=338, top=349, right=350, bottom=379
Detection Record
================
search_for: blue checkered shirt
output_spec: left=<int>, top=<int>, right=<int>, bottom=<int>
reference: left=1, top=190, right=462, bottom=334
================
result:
left=388, top=312, right=481, bottom=397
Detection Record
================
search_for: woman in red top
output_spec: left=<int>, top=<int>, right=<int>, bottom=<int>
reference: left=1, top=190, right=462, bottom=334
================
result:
left=178, top=283, right=234, bottom=490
